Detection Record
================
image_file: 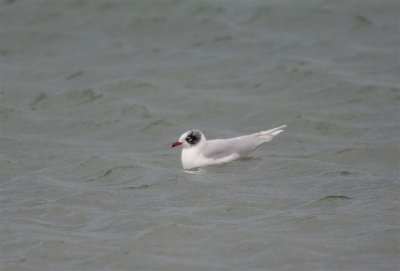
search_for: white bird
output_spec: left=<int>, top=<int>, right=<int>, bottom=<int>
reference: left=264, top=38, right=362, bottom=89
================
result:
left=171, top=125, right=286, bottom=169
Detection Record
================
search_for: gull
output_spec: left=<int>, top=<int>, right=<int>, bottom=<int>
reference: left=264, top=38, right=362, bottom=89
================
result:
left=171, top=125, right=286, bottom=169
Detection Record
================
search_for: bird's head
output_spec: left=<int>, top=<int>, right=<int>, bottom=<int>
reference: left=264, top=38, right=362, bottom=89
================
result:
left=171, top=129, right=205, bottom=148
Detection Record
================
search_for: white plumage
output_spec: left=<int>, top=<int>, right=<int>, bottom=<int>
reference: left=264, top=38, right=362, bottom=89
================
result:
left=171, top=125, right=286, bottom=169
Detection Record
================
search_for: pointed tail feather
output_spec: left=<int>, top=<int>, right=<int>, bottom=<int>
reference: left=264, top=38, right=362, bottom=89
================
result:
left=258, top=125, right=286, bottom=141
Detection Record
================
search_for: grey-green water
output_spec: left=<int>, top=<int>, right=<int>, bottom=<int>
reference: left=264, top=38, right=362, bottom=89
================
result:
left=1, top=0, right=399, bottom=270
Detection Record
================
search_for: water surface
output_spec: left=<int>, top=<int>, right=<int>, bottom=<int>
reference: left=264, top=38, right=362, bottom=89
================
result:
left=1, top=0, right=399, bottom=270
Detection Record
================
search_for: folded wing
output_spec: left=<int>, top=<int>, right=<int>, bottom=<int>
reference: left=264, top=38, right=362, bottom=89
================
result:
left=203, top=125, right=286, bottom=159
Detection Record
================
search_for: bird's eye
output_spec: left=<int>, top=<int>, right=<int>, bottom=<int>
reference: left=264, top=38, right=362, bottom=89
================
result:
left=185, top=131, right=200, bottom=145
left=186, top=135, right=194, bottom=142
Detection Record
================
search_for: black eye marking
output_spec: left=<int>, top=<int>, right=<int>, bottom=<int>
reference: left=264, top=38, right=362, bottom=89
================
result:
left=185, top=130, right=201, bottom=145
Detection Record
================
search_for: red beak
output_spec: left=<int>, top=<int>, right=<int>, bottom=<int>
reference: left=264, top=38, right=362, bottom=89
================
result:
left=171, top=141, right=183, bottom=148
